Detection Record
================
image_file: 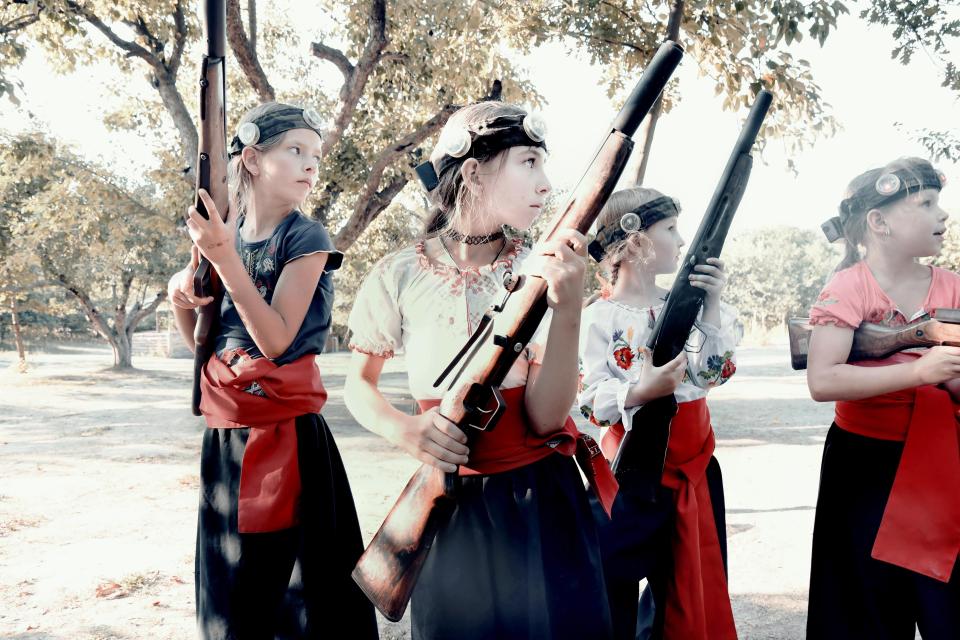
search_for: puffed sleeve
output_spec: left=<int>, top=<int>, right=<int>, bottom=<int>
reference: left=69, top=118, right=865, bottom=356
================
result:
left=347, top=254, right=402, bottom=358
left=279, top=215, right=343, bottom=271
left=808, top=268, right=863, bottom=329
left=577, top=304, right=641, bottom=429
left=688, top=301, right=739, bottom=389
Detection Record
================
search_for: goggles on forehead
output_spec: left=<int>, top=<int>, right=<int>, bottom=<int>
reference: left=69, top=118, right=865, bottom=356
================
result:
left=229, top=106, right=324, bottom=157
left=822, top=164, right=946, bottom=243
left=587, top=196, right=680, bottom=262
left=415, top=112, right=548, bottom=192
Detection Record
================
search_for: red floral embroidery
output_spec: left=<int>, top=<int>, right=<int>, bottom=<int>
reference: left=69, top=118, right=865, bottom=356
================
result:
left=613, top=347, right=633, bottom=370
left=721, top=359, right=736, bottom=380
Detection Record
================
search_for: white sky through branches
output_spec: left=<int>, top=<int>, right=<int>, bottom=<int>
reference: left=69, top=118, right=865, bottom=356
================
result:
left=1, top=10, right=956, bottom=245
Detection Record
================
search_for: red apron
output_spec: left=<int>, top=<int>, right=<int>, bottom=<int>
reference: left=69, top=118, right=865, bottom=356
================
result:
left=835, top=384, right=960, bottom=582
left=601, top=398, right=738, bottom=640
left=199, top=348, right=327, bottom=533
left=418, top=385, right=618, bottom=516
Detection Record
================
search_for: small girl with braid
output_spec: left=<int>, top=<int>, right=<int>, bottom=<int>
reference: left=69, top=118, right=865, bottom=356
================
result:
left=578, top=187, right=740, bottom=640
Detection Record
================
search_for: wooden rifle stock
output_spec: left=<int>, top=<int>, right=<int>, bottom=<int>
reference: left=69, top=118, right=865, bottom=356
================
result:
left=787, top=308, right=960, bottom=370
left=191, top=0, right=229, bottom=416
left=351, top=41, right=684, bottom=622
left=611, top=90, right=773, bottom=497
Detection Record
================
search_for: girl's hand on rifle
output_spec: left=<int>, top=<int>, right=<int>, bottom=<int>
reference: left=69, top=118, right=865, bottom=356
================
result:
left=185, top=188, right=236, bottom=267
left=911, top=346, right=960, bottom=386
left=626, top=347, right=687, bottom=406
left=689, top=257, right=726, bottom=301
left=528, top=229, right=587, bottom=315
left=690, top=257, right=726, bottom=327
left=393, top=408, right=470, bottom=473
left=168, top=244, right=215, bottom=310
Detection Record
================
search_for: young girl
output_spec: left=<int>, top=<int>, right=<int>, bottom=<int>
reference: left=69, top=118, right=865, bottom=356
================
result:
left=578, top=187, right=739, bottom=640
left=167, top=102, right=377, bottom=639
left=344, top=102, right=613, bottom=638
left=806, top=157, right=960, bottom=639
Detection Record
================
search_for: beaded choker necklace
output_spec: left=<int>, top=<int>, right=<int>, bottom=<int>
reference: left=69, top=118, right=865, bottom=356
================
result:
left=443, top=228, right=506, bottom=245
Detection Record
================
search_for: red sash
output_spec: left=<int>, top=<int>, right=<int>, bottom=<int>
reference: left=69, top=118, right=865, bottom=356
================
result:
left=199, top=349, right=327, bottom=533
left=601, top=398, right=737, bottom=640
left=835, top=385, right=960, bottom=582
left=417, top=385, right=618, bottom=516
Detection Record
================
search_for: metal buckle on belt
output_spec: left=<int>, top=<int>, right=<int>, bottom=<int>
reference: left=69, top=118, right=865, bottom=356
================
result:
left=581, top=435, right=602, bottom=458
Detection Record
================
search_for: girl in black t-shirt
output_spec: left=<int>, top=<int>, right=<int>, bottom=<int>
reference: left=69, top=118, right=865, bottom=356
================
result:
left=168, top=102, right=377, bottom=639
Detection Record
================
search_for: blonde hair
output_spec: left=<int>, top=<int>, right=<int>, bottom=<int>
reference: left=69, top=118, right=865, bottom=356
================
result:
left=592, top=187, right=665, bottom=293
left=422, top=101, right=529, bottom=236
left=229, top=101, right=302, bottom=219
left=835, top=157, right=936, bottom=271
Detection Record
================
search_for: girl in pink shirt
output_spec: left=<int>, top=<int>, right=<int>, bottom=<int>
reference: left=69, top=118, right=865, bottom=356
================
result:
left=805, top=157, right=960, bottom=640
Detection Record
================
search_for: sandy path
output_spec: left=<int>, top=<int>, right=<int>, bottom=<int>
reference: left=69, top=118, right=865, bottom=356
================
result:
left=0, top=342, right=835, bottom=639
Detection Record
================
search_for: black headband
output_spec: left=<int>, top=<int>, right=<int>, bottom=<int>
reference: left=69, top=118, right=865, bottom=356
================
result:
left=822, top=164, right=945, bottom=242
left=229, top=106, right=324, bottom=157
left=587, top=196, right=680, bottom=262
left=415, top=113, right=548, bottom=192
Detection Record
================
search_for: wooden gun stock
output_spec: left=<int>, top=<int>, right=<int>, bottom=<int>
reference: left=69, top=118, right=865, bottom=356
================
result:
left=191, top=0, right=229, bottom=416
left=787, top=308, right=960, bottom=370
left=351, top=41, right=684, bottom=622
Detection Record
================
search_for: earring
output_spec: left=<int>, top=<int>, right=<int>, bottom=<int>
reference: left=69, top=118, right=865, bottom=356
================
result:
left=884, top=228, right=891, bottom=237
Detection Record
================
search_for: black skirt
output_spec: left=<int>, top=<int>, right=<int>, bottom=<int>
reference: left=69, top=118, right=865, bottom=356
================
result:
left=195, top=413, right=378, bottom=640
left=593, top=456, right=728, bottom=640
left=806, top=423, right=960, bottom=640
left=410, top=453, right=613, bottom=640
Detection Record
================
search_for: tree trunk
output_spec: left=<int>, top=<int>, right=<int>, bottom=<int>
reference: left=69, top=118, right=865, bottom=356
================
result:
left=10, top=296, right=26, bottom=373
left=626, top=0, right=684, bottom=186
left=113, top=333, right=133, bottom=369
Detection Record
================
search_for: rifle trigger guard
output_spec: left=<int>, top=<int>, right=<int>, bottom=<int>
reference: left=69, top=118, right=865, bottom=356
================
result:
left=463, top=385, right=506, bottom=432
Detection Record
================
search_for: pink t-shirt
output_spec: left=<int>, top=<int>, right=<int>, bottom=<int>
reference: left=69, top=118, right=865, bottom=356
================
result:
left=810, top=261, right=960, bottom=330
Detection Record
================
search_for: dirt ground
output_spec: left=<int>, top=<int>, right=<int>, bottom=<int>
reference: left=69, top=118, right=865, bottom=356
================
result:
left=0, top=340, right=837, bottom=639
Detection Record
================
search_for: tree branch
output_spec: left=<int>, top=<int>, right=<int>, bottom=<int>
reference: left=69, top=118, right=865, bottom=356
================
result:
left=126, top=290, right=165, bottom=335
left=311, top=42, right=354, bottom=79
left=41, top=252, right=115, bottom=344
left=319, top=0, right=389, bottom=157
left=247, top=0, right=257, bottom=52
left=0, top=4, right=41, bottom=35
left=333, top=78, right=502, bottom=249
left=169, top=0, right=188, bottom=78
left=226, top=0, right=275, bottom=101
left=63, top=1, right=162, bottom=73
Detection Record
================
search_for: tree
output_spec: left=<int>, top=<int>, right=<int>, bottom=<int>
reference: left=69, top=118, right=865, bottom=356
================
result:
left=723, top=226, right=840, bottom=330
left=0, top=0, right=43, bottom=104
left=862, top=0, right=960, bottom=161
left=0, top=132, right=186, bottom=368
left=515, top=0, right=849, bottom=182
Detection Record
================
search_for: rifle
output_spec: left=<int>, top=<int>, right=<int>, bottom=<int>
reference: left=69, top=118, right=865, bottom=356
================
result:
left=191, top=0, right=229, bottom=416
left=787, top=309, right=960, bottom=370
left=352, top=41, right=685, bottom=622
left=610, top=90, right=773, bottom=496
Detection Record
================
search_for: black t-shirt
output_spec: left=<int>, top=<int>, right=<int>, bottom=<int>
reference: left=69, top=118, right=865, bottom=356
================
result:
left=215, top=211, right=342, bottom=365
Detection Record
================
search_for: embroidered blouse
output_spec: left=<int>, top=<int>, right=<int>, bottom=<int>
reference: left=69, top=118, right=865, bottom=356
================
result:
left=578, top=298, right=739, bottom=429
left=808, top=261, right=960, bottom=366
left=347, top=238, right=550, bottom=400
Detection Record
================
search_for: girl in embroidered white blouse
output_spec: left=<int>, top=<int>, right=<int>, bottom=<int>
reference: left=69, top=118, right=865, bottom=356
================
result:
left=579, top=187, right=739, bottom=434
left=344, top=102, right=614, bottom=638
left=578, top=187, right=741, bottom=640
